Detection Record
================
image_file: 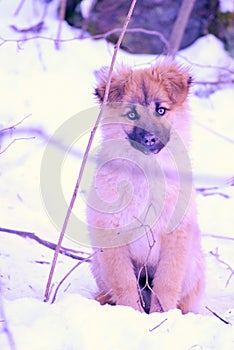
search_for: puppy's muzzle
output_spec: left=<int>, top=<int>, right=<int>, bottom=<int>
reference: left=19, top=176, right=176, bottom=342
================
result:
left=126, top=126, right=169, bottom=155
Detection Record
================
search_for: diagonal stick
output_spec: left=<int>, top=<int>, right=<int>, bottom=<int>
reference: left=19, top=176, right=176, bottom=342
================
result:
left=55, top=0, right=67, bottom=50
left=44, top=0, right=138, bottom=302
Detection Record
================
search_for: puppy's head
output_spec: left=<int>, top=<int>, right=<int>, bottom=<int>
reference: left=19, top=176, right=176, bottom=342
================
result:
left=94, top=59, right=192, bottom=155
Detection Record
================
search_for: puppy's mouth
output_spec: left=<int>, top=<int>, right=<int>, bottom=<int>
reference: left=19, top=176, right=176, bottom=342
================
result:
left=125, top=126, right=170, bottom=155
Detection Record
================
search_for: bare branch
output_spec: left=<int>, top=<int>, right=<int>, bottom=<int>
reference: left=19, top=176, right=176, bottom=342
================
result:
left=149, top=318, right=168, bottom=332
left=202, top=233, right=234, bottom=241
left=0, top=227, right=91, bottom=261
left=51, top=249, right=99, bottom=304
left=196, top=174, right=234, bottom=198
left=196, top=186, right=230, bottom=199
left=194, top=79, right=234, bottom=85
left=14, top=0, right=27, bottom=16
left=0, top=114, right=32, bottom=134
left=3, top=23, right=234, bottom=83
left=55, top=0, right=67, bottom=50
left=178, top=54, right=234, bottom=74
left=226, top=176, right=234, bottom=187
left=0, top=284, right=16, bottom=350
left=10, top=21, right=45, bottom=34
left=3, top=27, right=170, bottom=53
left=0, top=114, right=35, bottom=155
left=1, top=25, right=233, bottom=85
left=205, top=306, right=231, bottom=325
left=49, top=213, right=151, bottom=303
left=44, top=0, right=138, bottom=303
left=210, top=248, right=234, bottom=288
left=0, top=136, right=35, bottom=155
left=91, top=28, right=170, bottom=53
left=169, top=0, right=196, bottom=57
left=133, top=210, right=164, bottom=312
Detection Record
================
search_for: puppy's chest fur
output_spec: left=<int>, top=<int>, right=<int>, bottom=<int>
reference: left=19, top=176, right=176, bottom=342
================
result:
left=95, top=156, right=176, bottom=226
left=129, top=231, right=161, bottom=265
left=94, top=155, right=179, bottom=250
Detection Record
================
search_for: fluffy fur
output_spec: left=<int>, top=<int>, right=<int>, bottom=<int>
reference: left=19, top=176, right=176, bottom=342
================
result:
left=87, top=59, right=205, bottom=314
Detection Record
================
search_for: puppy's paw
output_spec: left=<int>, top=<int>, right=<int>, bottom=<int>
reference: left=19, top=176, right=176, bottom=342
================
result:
left=116, top=295, right=143, bottom=312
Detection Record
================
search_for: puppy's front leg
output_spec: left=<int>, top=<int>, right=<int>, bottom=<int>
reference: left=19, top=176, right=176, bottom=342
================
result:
left=93, top=246, right=142, bottom=312
left=150, top=230, right=189, bottom=313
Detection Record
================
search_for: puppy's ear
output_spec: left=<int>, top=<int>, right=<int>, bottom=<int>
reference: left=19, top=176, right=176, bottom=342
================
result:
left=164, top=63, right=192, bottom=105
left=94, top=66, right=131, bottom=103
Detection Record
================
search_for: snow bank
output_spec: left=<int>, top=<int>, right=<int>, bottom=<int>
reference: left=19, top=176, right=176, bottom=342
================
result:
left=220, top=0, right=234, bottom=13
left=1, top=294, right=234, bottom=350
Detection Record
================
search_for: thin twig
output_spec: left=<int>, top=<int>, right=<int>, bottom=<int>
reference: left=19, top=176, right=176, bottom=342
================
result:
left=55, top=0, right=67, bottom=50
left=205, top=306, right=231, bottom=325
left=226, top=272, right=234, bottom=288
left=194, top=79, right=234, bottom=85
left=10, top=21, right=44, bottom=34
left=0, top=227, right=91, bottom=261
left=43, top=0, right=138, bottom=303
left=0, top=137, right=35, bottom=155
left=14, top=0, right=27, bottom=16
left=169, top=0, right=196, bottom=57
left=5, top=27, right=170, bottom=54
left=196, top=186, right=230, bottom=199
left=91, top=27, right=170, bottom=53
left=51, top=249, right=99, bottom=304
left=210, top=248, right=234, bottom=288
left=50, top=226, right=138, bottom=303
left=0, top=284, right=16, bottom=350
left=0, top=114, right=32, bottom=134
left=202, top=233, right=234, bottom=241
left=178, top=54, right=234, bottom=74
left=149, top=318, right=168, bottom=332
left=0, top=114, right=34, bottom=155
left=133, top=211, right=164, bottom=312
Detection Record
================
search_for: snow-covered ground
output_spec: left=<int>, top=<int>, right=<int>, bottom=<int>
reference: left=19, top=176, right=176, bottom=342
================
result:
left=0, top=1, right=234, bottom=349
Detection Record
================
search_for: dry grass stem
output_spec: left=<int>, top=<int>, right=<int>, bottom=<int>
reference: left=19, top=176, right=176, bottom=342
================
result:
left=43, top=0, right=138, bottom=303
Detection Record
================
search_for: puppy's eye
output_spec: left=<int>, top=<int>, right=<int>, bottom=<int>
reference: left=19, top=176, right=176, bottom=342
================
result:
left=155, top=106, right=167, bottom=117
left=127, top=111, right=139, bottom=120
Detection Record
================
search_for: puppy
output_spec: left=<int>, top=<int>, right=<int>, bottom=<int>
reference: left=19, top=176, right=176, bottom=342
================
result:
left=87, top=59, right=205, bottom=314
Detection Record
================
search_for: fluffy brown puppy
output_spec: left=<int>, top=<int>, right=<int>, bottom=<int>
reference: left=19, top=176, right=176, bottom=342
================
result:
left=87, top=59, right=205, bottom=314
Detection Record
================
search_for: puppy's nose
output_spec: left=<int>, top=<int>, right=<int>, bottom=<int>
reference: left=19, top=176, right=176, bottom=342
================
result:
left=144, top=133, right=156, bottom=146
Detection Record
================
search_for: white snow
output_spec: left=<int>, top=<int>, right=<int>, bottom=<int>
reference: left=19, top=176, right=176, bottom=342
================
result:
left=80, top=0, right=95, bottom=19
left=0, top=1, right=234, bottom=349
left=220, top=0, right=234, bottom=13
